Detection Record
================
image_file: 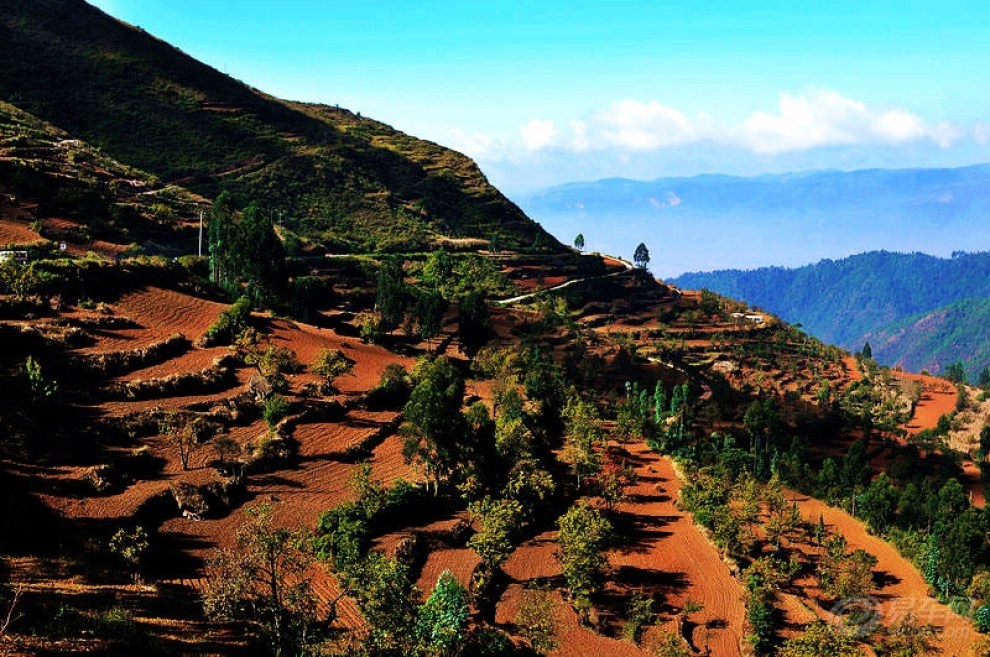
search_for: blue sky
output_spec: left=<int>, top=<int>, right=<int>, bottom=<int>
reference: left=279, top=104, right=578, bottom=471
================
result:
left=88, top=1, right=990, bottom=193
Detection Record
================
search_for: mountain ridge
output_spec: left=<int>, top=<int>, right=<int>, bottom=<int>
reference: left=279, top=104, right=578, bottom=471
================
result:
left=0, top=0, right=562, bottom=254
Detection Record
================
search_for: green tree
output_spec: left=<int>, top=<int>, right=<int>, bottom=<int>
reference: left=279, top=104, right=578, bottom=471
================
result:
left=237, top=203, right=287, bottom=306
left=622, top=591, right=654, bottom=644
left=416, top=289, right=446, bottom=341
left=202, top=503, right=323, bottom=656
left=468, top=496, right=523, bottom=575
left=861, top=340, right=873, bottom=360
left=744, top=397, right=781, bottom=453
left=109, top=526, right=149, bottom=576
left=945, top=360, right=967, bottom=384
left=561, top=397, right=604, bottom=485
left=207, top=195, right=286, bottom=305
left=556, top=501, right=611, bottom=615
left=633, top=242, right=650, bottom=269
left=873, top=613, right=937, bottom=657
left=896, top=482, right=925, bottom=529
left=422, top=248, right=453, bottom=293
left=376, top=256, right=407, bottom=333
left=937, top=478, right=967, bottom=517
left=979, top=366, right=990, bottom=389
left=936, top=507, right=988, bottom=589
left=573, top=233, right=585, bottom=251
left=458, top=290, right=491, bottom=357
left=842, top=440, right=871, bottom=490
left=208, top=191, right=238, bottom=290
left=416, top=571, right=469, bottom=657
left=859, top=473, right=898, bottom=534
left=310, top=348, right=354, bottom=393
left=402, top=357, right=466, bottom=493
left=346, top=552, right=418, bottom=654
left=244, top=341, right=300, bottom=394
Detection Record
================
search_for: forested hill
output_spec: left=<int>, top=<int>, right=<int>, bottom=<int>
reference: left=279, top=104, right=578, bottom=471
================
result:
left=671, top=251, right=990, bottom=377
left=863, top=297, right=990, bottom=381
left=0, top=0, right=563, bottom=254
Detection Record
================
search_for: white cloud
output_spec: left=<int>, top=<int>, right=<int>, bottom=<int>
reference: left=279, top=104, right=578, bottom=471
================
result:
left=976, top=123, right=990, bottom=145
left=569, top=120, right=590, bottom=152
left=646, top=191, right=683, bottom=209
left=519, top=118, right=559, bottom=151
left=446, top=128, right=505, bottom=160
left=732, top=90, right=957, bottom=153
left=505, top=89, right=963, bottom=158
left=594, top=99, right=715, bottom=150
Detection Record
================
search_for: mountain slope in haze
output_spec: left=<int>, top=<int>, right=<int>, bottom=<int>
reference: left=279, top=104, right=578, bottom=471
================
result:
left=517, top=167, right=990, bottom=277
left=670, top=251, right=990, bottom=378
left=0, top=0, right=562, bottom=254
left=862, top=297, right=990, bottom=381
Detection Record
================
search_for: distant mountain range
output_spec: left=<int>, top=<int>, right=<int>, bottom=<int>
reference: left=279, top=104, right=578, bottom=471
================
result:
left=517, top=166, right=990, bottom=277
left=670, top=251, right=990, bottom=380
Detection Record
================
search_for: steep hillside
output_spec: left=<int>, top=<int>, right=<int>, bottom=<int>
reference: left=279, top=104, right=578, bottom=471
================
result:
left=863, top=297, right=990, bottom=380
left=0, top=99, right=208, bottom=255
left=518, top=167, right=990, bottom=276
left=671, top=251, right=990, bottom=376
left=0, top=0, right=561, bottom=253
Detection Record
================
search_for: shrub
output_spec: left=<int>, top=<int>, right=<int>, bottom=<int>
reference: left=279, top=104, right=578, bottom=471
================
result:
left=262, top=394, right=290, bottom=431
left=365, top=363, right=411, bottom=409
left=109, top=526, right=149, bottom=572
left=356, top=311, right=383, bottom=343
left=516, top=585, right=559, bottom=655
left=202, top=295, right=252, bottom=345
left=310, top=348, right=353, bottom=393
left=621, top=591, right=655, bottom=644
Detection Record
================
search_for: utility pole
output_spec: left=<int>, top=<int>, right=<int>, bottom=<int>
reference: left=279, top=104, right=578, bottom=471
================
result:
left=198, top=210, right=204, bottom=257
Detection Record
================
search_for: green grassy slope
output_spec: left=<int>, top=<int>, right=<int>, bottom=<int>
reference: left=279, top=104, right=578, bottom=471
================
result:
left=0, top=0, right=561, bottom=253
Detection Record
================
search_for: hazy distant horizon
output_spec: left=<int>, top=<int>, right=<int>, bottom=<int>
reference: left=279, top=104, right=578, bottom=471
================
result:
left=517, top=165, right=990, bottom=277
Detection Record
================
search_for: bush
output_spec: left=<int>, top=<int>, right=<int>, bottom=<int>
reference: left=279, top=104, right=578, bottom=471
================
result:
left=203, top=295, right=252, bottom=345
left=621, top=591, right=654, bottom=643
left=746, top=599, right=776, bottom=654
left=977, top=605, right=990, bottom=633
left=311, top=348, right=353, bottom=393
left=356, top=311, right=383, bottom=343
left=262, top=394, right=290, bottom=431
left=365, top=363, right=411, bottom=409
left=109, top=526, right=149, bottom=572
left=516, top=585, right=559, bottom=655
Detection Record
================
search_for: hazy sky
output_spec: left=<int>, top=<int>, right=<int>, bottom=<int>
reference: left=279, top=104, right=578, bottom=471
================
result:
left=87, top=1, right=990, bottom=193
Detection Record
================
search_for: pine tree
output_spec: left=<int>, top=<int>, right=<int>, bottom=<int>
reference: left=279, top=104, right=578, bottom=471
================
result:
left=633, top=242, right=650, bottom=269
